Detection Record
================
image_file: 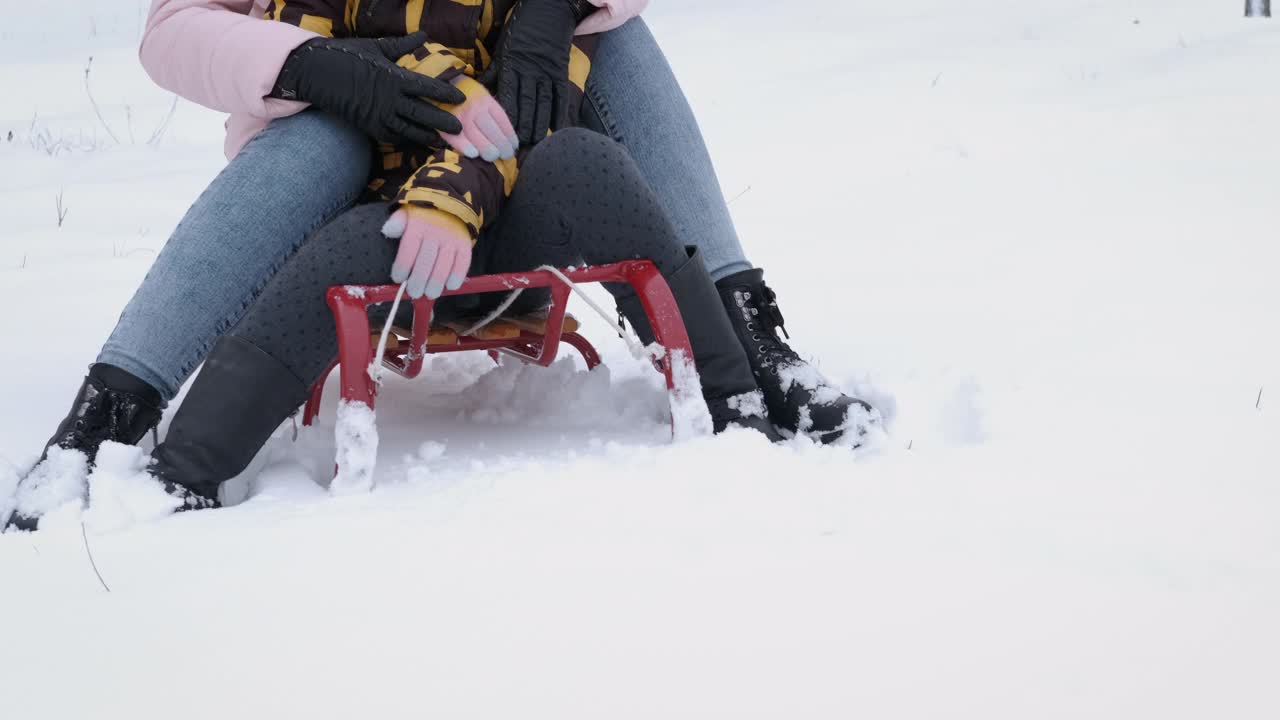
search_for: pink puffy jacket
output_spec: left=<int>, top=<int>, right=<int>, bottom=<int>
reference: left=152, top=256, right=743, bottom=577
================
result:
left=139, top=0, right=648, bottom=160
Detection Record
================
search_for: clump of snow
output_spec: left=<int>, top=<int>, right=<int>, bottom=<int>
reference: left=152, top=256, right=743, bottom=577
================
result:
left=344, top=286, right=367, bottom=299
left=403, top=442, right=449, bottom=486
left=793, top=404, right=811, bottom=437
left=777, top=360, right=845, bottom=406
left=667, top=349, right=714, bottom=440
left=415, top=442, right=447, bottom=463
left=81, top=441, right=181, bottom=533
left=332, top=400, right=379, bottom=495
left=830, top=402, right=890, bottom=452
left=10, top=446, right=90, bottom=527
left=777, top=361, right=887, bottom=446
left=31, top=498, right=88, bottom=534
left=0, top=455, right=22, bottom=528
left=449, top=356, right=668, bottom=431
left=637, top=340, right=666, bottom=364
left=726, top=389, right=766, bottom=419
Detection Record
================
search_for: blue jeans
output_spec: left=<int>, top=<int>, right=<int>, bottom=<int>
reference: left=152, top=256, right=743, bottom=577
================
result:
left=98, top=19, right=751, bottom=402
left=584, top=20, right=752, bottom=282
left=97, top=111, right=373, bottom=401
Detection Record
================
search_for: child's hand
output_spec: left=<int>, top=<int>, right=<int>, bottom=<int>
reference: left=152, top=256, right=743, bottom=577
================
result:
left=440, top=76, right=518, bottom=162
left=383, top=206, right=472, bottom=299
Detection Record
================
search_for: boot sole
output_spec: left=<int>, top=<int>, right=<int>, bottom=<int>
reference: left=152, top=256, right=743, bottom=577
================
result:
left=3, top=512, right=39, bottom=533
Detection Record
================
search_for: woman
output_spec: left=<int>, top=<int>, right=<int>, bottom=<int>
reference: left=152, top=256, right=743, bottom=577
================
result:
left=151, top=125, right=787, bottom=510
left=3, top=1, right=873, bottom=529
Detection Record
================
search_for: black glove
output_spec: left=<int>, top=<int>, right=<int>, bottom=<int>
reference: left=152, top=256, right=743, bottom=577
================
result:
left=272, top=32, right=467, bottom=147
left=482, top=0, right=594, bottom=146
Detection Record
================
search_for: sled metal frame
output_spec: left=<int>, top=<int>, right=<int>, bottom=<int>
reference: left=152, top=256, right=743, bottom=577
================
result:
left=302, top=260, right=693, bottom=426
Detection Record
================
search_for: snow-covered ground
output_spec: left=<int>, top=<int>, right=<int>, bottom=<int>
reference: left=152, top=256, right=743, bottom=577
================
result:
left=2, top=1, right=1279, bottom=717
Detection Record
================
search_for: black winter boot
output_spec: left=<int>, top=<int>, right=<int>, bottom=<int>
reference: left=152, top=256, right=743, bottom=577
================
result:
left=148, top=335, right=310, bottom=507
left=617, top=248, right=782, bottom=441
left=715, top=269, right=877, bottom=444
left=47, top=365, right=164, bottom=457
left=4, top=365, right=164, bottom=531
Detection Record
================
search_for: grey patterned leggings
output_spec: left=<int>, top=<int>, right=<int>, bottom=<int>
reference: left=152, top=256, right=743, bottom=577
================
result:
left=229, top=128, right=690, bottom=387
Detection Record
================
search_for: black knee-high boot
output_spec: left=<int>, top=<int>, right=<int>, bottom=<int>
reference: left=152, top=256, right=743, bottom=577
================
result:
left=616, top=248, right=782, bottom=440
left=149, top=335, right=311, bottom=509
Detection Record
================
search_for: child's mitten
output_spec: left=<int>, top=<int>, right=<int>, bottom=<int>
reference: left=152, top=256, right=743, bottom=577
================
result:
left=384, top=207, right=473, bottom=299
left=439, top=76, right=519, bottom=162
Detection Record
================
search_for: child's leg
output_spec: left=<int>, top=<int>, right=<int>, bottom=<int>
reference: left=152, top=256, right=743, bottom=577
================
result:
left=483, top=129, right=778, bottom=438
left=225, top=204, right=403, bottom=385
left=481, top=131, right=688, bottom=278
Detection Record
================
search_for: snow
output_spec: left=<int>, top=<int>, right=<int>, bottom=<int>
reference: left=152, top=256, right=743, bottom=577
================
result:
left=777, top=360, right=846, bottom=406
left=726, top=389, right=766, bottom=419
left=2, top=1, right=1280, bottom=718
left=666, top=347, right=715, bottom=439
left=331, top=399, right=380, bottom=495
left=80, top=441, right=181, bottom=533
left=9, top=446, right=89, bottom=523
left=0, top=454, right=23, bottom=527
left=451, top=355, right=667, bottom=428
left=11, top=442, right=183, bottom=534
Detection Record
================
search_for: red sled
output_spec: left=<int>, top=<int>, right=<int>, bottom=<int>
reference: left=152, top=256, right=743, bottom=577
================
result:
left=302, top=260, right=694, bottom=428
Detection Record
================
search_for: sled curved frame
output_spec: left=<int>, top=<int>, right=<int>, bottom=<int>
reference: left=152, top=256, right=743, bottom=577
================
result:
left=302, top=261, right=692, bottom=426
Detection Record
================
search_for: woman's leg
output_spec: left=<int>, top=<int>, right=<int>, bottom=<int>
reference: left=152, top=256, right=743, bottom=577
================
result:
left=581, top=19, right=752, bottom=281
left=97, top=110, right=373, bottom=402
left=4, top=111, right=374, bottom=530
left=584, top=23, right=877, bottom=443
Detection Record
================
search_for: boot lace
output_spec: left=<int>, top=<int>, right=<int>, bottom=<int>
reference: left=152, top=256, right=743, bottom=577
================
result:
left=740, top=284, right=800, bottom=374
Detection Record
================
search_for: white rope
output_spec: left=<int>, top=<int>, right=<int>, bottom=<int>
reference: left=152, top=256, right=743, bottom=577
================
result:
left=458, top=287, right=526, bottom=337
left=368, top=282, right=408, bottom=385
left=534, top=265, right=648, bottom=359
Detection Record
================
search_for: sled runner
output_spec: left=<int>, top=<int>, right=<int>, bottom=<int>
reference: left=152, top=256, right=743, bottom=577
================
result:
left=302, top=260, right=694, bottom=427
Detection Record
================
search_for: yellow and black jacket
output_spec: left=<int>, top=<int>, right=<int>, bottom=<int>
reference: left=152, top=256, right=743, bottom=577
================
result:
left=266, top=0, right=596, bottom=240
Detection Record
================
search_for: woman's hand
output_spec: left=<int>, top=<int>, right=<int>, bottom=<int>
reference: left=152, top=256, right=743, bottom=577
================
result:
left=439, top=77, right=519, bottom=162
left=481, top=0, right=591, bottom=146
left=271, top=32, right=466, bottom=147
left=576, top=0, right=650, bottom=35
left=383, top=207, right=472, bottom=299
